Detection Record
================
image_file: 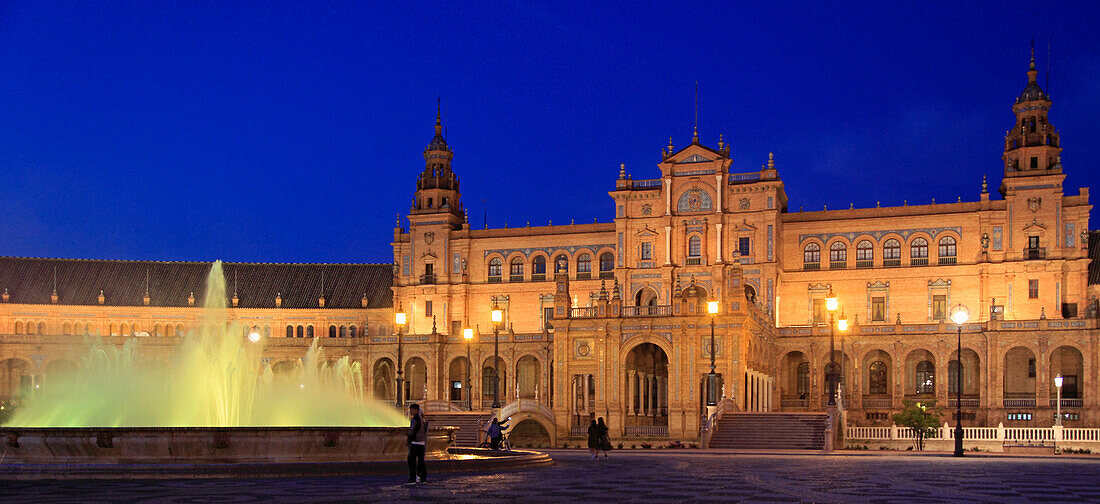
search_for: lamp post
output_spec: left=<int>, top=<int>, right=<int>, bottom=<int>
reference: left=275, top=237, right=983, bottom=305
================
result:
left=836, top=311, right=848, bottom=406
left=395, top=306, right=407, bottom=408
left=1055, top=374, right=1064, bottom=426
left=491, top=304, right=503, bottom=409
left=463, top=326, right=474, bottom=409
left=825, top=288, right=838, bottom=406
left=950, top=304, right=969, bottom=457
left=706, top=300, right=719, bottom=407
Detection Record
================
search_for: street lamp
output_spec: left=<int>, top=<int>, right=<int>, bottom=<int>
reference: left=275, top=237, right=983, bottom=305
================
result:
left=395, top=306, right=407, bottom=408
left=706, top=300, right=719, bottom=407
left=837, top=310, right=848, bottom=406
left=463, top=326, right=474, bottom=408
left=825, top=287, right=838, bottom=406
left=491, top=304, right=503, bottom=409
left=950, top=303, right=969, bottom=457
left=1055, top=374, right=1064, bottom=426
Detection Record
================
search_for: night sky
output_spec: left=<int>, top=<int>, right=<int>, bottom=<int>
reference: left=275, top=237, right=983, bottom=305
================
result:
left=2, top=1, right=1099, bottom=264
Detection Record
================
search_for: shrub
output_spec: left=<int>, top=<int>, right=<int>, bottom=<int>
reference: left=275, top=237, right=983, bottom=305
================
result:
left=630, top=444, right=636, bottom=449
left=688, top=443, right=698, bottom=449
left=617, top=442, right=624, bottom=450
left=892, top=399, right=943, bottom=451
left=641, top=443, right=652, bottom=449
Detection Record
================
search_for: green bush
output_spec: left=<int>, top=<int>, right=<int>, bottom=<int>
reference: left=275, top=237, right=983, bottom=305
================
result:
left=892, top=399, right=942, bottom=451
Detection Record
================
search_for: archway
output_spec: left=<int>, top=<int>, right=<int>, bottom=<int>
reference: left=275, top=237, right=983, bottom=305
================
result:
left=820, top=350, right=852, bottom=406
left=372, top=358, right=395, bottom=401
left=635, top=287, right=659, bottom=307
left=780, top=351, right=809, bottom=407
left=448, top=356, right=471, bottom=404
left=509, top=418, right=552, bottom=448
left=1003, top=346, right=1036, bottom=403
left=0, top=358, right=31, bottom=400
left=482, top=356, right=506, bottom=406
left=905, top=349, right=936, bottom=396
left=624, top=342, right=668, bottom=428
left=516, top=355, right=540, bottom=399
left=405, top=357, right=427, bottom=402
left=271, top=359, right=302, bottom=381
left=1050, top=346, right=1084, bottom=399
left=948, top=348, right=981, bottom=398
left=862, top=349, right=893, bottom=406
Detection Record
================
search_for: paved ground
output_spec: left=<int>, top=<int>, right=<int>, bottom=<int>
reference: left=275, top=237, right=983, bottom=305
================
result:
left=6, top=449, right=1100, bottom=503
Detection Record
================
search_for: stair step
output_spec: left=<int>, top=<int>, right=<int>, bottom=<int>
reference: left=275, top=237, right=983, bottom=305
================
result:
left=709, top=413, right=828, bottom=450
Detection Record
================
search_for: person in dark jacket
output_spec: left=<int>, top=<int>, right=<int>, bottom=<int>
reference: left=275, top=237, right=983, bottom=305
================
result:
left=405, top=403, right=428, bottom=485
left=597, top=417, right=611, bottom=459
left=586, top=419, right=599, bottom=460
left=487, top=417, right=508, bottom=450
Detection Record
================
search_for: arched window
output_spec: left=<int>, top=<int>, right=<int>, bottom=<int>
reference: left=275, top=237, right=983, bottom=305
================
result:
left=910, top=237, right=929, bottom=265
left=796, top=361, right=810, bottom=396
left=340, top=325, right=348, bottom=338
left=803, top=242, right=821, bottom=270
left=488, top=257, right=502, bottom=283
left=306, top=325, right=314, bottom=338
left=121, top=323, right=130, bottom=336
left=554, top=253, right=569, bottom=274
left=856, top=240, right=874, bottom=267
left=349, top=325, right=358, bottom=338
left=915, top=360, right=935, bottom=394
left=62, top=322, right=72, bottom=335
left=829, top=242, right=847, bottom=268
left=296, top=325, right=304, bottom=338
left=176, top=324, right=184, bottom=337
left=687, top=235, right=702, bottom=258
left=14, top=321, right=23, bottom=334
left=869, top=361, right=888, bottom=395
left=577, top=253, right=592, bottom=279
left=531, top=255, right=547, bottom=280
left=938, top=236, right=957, bottom=265
left=883, top=239, right=901, bottom=266
left=329, top=325, right=337, bottom=338
left=286, top=325, right=294, bottom=338
left=509, top=257, right=524, bottom=281
left=599, top=252, right=615, bottom=278
left=948, top=360, right=962, bottom=395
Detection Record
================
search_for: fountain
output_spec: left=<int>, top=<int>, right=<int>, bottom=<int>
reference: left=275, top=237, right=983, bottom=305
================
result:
left=0, top=261, right=455, bottom=469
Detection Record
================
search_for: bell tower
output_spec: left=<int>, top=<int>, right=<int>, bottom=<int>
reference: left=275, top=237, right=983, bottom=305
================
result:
left=411, top=100, right=464, bottom=228
left=1002, top=43, right=1061, bottom=184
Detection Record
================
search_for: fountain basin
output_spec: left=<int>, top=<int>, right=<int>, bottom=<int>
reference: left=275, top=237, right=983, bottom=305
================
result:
left=0, top=426, right=455, bottom=464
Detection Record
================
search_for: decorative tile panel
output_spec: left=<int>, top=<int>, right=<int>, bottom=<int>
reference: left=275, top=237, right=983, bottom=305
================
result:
left=799, top=227, right=962, bottom=244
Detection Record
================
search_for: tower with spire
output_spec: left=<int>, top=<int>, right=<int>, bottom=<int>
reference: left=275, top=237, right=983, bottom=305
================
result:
left=1002, top=42, right=1061, bottom=182
left=412, top=99, right=464, bottom=227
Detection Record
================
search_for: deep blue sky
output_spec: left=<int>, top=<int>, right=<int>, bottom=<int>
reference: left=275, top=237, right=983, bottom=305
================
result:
left=2, top=1, right=1099, bottom=264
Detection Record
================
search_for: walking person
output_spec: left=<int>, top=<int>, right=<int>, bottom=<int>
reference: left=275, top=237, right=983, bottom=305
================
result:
left=586, top=419, right=599, bottom=460
left=405, top=403, right=428, bottom=485
left=487, top=417, right=508, bottom=450
left=597, top=417, right=611, bottom=459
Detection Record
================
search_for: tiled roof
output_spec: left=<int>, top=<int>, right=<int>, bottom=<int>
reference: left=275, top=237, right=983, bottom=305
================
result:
left=1090, top=232, right=1100, bottom=286
left=0, top=257, right=394, bottom=309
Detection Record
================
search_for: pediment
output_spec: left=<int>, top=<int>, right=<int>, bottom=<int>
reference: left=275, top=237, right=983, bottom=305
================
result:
left=635, top=226, right=659, bottom=237
left=734, top=219, right=757, bottom=232
left=420, top=251, right=438, bottom=260
left=1022, top=219, right=1048, bottom=232
left=676, top=153, right=712, bottom=164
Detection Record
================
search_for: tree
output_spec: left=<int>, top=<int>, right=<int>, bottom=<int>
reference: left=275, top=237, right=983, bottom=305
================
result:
left=892, top=399, right=942, bottom=451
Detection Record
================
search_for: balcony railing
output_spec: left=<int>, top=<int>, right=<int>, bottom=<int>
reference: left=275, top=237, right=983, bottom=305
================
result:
left=1003, top=397, right=1036, bottom=408
left=938, top=257, right=957, bottom=265
left=910, top=257, right=928, bottom=266
left=622, top=305, right=674, bottom=317
left=576, top=272, right=591, bottom=280
left=488, top=276, right=502, bottom=283
left=570, top=425, right=588, bottom=437
left=780, top=397, right=808, bottom=408
left=1024, top=247, right=1046, bottom=260
left=531, top=273, right=546, bottom=282
left=570, top=307, right=598, bottom=319
left=803, top=263, right=820, bottom=271
left=599, top=271, right=615, bottom=279
left=947, top=397, right=980, bottom=408
left=830, top=261, right=847, bottom=270
left=685, top=257, right=702, bottom=265
left=633, top=179, right=662, bottom=189
left=509, top=274, right=524, bottom=282
left=419, top=273, right=436, bottom=284
left=1051, top=398, right=1083, bottom=408
left=862, top=395, right=894, bottom=409
left=624, top=425, right=668, bottom=437
left=856, top=260, right=874, bottom=269
left=883, top=258, right=901, bottom=267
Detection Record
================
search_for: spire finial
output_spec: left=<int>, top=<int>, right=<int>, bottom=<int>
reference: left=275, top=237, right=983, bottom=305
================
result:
left=1030, top=38, right=1036, bottom=71
left=668, top=136, right=674, bottom=153
left=693, top=81, right=699, bottom=143
left=52, top=265, right=57, bottom=295
left=768, top=152, right=775, bottom=170
left=436, top=97, right=441, bottom=125
left=717, top=133, right=724, bottom=150
left=981, top=174, right=988, bottom=194
left=619, top=163, right=626, bottom=179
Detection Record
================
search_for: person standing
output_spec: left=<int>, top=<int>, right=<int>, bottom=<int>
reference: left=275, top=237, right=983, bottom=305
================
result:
left=586, top=419, right=599, bottom=460
left=487, top=417, right=508, bottom=450
left=597, top=417, right=611, bottom=459
left=406, top=403, right=428, bottom=485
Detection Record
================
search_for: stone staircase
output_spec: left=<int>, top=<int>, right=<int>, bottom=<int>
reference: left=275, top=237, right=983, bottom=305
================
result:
left=708, top=412, right=828, bottom=450
left=424, top=412, right=490, bottom=447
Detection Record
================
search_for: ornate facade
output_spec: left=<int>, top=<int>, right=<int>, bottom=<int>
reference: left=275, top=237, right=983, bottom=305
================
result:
left=1, top=54, right=1096, bottom=443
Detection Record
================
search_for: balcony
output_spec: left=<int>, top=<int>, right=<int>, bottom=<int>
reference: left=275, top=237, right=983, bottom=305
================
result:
left=1023, top=247, right=1046, bottom=260
left=599, top=271, right=615, bottom=279
left=856, top=260, right=874, bottom=269
left=1050, top=398, right=1083, bottom=408
left=624, top=425, right=668, bottom=437
left=862, top=395, right=894, bottom=409
left=622, top=305, right=673, bottom=317
left=883, top=258, right=901, bottom=267
left=570, top=307, right=598, bottom=319
left=947, top=397, right=980, bottom=408
left=938, top=257, right=957, bottom=265
left=684, top=257, right=702, bottom=266
left=576, top=272, right=591, bottom=280
left=488, top=276, right=502, bottom=284
left=1003, top=397, right=1036, bottom=408
left=419, top=273, right=436, bottom=284
left=829, top=261, right=847, bottom=270
left=531, top=273, right=546, bottom=282
left=910, top=258, right=928, bottom=266
left=803, top=263, right=820, bottom=271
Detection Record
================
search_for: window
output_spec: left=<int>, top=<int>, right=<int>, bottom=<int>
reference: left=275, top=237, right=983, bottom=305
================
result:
left=1030, top=156, right=1038, bottom=169
left=803, top=243, right=821, bottom=270
left=796, top=362, right=810, bottom=396
left=812, top=298, right=826, bottom=325
left=938, top=236, right=956, bottom=258
left=869, top=361, right=888, bottom=395
left=910, top=237, right=928, bottom=265
left=543, top=307, right=554, bottom=328
left=883, top=239, right=901, bottom=266
left=577, top=253, right=592, bottom=279
left=1028, top=279, right=1038, bottom=299
left=738, top=237, right=750, bottom=257
left=329, top=325, right=337, bottom=338
left=1028, top=236, right=1040, bottom=249
left=599, top=252, right=615, bottom=278
left=948, top=360, right=961, bottom=395
left=510, top=258, right=524, bottom=281
left=1007, top=412, right=1033, bottom=421
left=532, top=255, right=547, bottom=280
left=425, top=300, right=433, bottom=317
left=488, top=258, right=502, bottom=282
left=424, top=263, right=433, bottom=276
left=296, top=325, right=304, bottom=338
left=640, top=242, right=653, bottom=260
left=829, top=242, right=847, bottom=268
left=915, top=361, right=935, bottom=394
left=1028, top=358, right=1036, bottom=378
left=856, top=240, right=873, bottom=267
left=349, top=325, right=358, bottom=338
left=450, top=381, right=463, bottom=401
left=687, top=236, right=701, bottom=257
left=1063, top=303, right=1078, bottom=318
left=306, top=325, right=314, bottom=338
left=932, top=295, right=947, bottom=321
left=871, top=297, right=886, bottom=322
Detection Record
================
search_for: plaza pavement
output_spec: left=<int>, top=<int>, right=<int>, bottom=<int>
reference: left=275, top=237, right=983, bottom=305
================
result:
left=5, top=449, right=1100, bottom=503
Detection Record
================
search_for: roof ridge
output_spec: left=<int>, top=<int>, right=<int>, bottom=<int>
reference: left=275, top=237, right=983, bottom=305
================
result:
left=0, top=256, right=394, bottom=266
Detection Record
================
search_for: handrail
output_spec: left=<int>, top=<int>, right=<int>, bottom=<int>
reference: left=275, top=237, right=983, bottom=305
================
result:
left=701, top=397, right=734, bottom=448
